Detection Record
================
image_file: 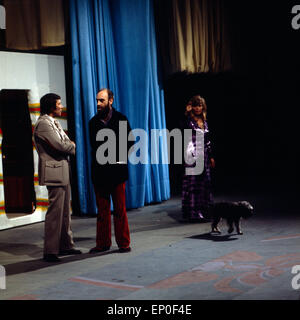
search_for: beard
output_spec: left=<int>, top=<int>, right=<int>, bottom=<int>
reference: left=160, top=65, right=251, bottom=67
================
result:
left=98, top=104, right=110, bottom=119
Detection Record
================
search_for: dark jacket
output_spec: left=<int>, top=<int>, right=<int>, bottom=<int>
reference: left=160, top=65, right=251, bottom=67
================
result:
left=89, top=107, right=133, bottom=188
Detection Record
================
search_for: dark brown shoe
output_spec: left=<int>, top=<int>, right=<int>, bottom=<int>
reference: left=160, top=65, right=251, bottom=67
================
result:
left=119, top=247, right=131, bottom=253
left=43, top=254, right=61, bottom=262
left=89, top=246, right=110, bottom=254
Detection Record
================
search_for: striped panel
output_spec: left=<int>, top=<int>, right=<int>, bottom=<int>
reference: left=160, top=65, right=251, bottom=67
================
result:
left=29, top=103, right=68, bottom=118
left=0, top=200, right=48, bottom=214
left=0, top=200, right=5, bottom=214
left=0, top=175, right=40, bottom=185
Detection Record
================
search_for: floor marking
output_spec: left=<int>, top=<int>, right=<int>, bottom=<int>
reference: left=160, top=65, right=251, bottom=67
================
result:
left=69, top=276, right=144, bottom=291
left=261, top=234, right=300, bottom=242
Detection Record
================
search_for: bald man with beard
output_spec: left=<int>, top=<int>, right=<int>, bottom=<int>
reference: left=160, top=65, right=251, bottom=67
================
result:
left=88, top=88, right=133, bottom=254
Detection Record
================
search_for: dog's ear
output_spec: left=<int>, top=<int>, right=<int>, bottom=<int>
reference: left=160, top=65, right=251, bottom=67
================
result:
left=241, top=201, right=254, bottom=211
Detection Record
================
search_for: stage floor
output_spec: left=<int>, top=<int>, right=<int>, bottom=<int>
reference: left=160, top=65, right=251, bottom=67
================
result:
left=0, top=183, right=300, bottom=301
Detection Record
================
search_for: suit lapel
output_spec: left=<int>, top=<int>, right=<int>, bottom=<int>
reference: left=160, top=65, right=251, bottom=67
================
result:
left=36, top=115, right=64, bottom=140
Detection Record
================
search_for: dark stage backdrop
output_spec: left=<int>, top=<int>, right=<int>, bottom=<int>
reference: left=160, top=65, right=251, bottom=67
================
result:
left=67, top=0, right=300, bottom=209
left=159, top=1, right=300, bottom=196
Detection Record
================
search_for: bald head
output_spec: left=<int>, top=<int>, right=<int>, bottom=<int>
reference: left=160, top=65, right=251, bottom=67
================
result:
left=96, top=88, right=114, bottom=117
left=98, top=88, right=114, bottom=101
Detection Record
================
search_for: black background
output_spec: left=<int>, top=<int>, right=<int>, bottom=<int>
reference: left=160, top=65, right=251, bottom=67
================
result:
left=162, top=1, right=300, bottom=196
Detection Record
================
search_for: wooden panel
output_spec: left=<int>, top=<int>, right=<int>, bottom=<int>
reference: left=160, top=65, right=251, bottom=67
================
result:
left=0, top=89, right=36, bottom=214
left=3, top=176, right=35, bottom=213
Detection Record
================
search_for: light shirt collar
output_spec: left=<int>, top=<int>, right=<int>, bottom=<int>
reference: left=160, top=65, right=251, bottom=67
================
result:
left=45, top=114, right=55, bottom=123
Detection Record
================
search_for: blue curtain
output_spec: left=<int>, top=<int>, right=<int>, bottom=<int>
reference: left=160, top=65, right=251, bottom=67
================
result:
left=70, top=0, right=170, bottom=214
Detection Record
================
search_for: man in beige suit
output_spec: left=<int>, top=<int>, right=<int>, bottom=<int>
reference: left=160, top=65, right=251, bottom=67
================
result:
left=34, top=93, right=81, bottom=262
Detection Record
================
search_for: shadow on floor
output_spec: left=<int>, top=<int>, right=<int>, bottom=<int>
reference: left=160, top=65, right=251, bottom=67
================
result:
left=72, top=237, right=94, bottom=242
left=187, top=232, right=239, bottom=242
left=0, top=242, right=42, bottom=259
left=4, top=249, right=120, bottom=276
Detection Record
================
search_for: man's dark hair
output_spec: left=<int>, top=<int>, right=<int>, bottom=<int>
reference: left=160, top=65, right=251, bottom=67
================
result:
left=40, top=93, right=61, bottom=115
left=99, top=88, right=114, bottom=101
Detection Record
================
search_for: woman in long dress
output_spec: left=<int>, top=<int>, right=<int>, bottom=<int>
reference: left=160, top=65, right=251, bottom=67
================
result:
left=181, top=95, right=215, bottom=221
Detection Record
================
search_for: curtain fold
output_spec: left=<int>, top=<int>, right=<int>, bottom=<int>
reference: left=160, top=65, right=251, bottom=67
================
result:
left=39, top=0, right=65, bottom=47
left=4, top=0, right=65, bottom=50
left=70, top=0, right=117, bottom=214
left=70, top=0, right=170, bottom=214
left=156, top=0, right=232, bottom=75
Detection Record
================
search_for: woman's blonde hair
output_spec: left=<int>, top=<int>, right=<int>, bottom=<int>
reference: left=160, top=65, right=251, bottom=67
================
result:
left=185, top=95, right=207, bottom=122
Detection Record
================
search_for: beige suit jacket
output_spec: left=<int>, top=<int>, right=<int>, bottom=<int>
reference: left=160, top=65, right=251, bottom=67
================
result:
left=33, top=114, right=75, bottom=186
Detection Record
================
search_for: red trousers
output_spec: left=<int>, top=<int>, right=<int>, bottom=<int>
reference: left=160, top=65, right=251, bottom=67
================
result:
left=94, top=182, right=130, bottom=249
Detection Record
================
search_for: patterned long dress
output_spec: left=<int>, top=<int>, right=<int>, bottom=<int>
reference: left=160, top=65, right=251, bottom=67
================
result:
left=181, top=118, right=213, bottom=220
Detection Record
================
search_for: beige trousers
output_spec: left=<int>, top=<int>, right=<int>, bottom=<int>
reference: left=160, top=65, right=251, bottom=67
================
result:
left=44, top=184, right=74, bottom=255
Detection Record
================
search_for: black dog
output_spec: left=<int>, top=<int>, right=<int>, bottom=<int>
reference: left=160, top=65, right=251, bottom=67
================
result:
left=210, top=201, right=254, bottom=235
